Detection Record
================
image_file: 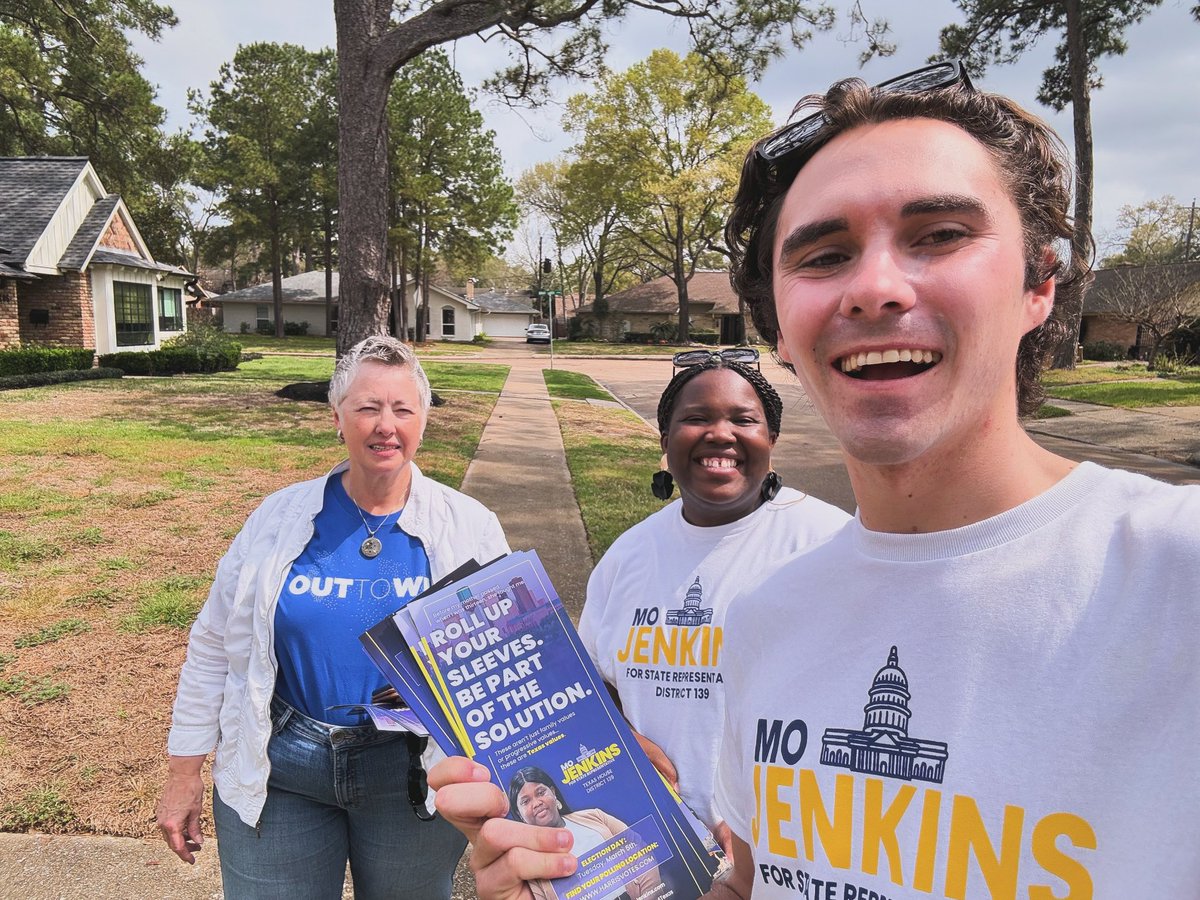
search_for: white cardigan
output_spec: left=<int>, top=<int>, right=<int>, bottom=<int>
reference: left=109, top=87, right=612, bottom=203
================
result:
left=166, top=461, right=510, bottom=826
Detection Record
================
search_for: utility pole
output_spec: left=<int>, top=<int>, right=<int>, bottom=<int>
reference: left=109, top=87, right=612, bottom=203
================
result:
left=1185, top=198, right=1196, bottom=262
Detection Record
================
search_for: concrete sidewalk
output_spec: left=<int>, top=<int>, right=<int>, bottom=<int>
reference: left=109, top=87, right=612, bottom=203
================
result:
left=459, top=361, right=595, bottom=619
left=2, top=348, right=1197, bottom=898
left=0, top=359, right=597, bottom=900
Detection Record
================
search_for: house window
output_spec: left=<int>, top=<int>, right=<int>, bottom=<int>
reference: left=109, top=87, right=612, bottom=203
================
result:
left=113, top=281, right=153, bottom=346
left=256, top=305, right=271, bottom=330
left=159, top=287, right=183, bottom=332
left=441, top=306, right=455, bottom=337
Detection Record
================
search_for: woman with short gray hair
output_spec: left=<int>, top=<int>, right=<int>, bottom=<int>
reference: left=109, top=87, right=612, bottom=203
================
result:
left=157, top=334, right=508, bottom=898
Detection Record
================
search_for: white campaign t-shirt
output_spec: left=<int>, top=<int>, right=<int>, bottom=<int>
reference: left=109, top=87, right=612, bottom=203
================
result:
left=715, top=463, right=1200, bottom=898
left=581, top=487, right=850, bottom=827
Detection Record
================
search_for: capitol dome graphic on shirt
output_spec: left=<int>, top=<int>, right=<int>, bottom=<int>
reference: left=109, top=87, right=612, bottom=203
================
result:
left=820, top=646, right=948, bottom=784
left=665, top=576, right=714, bottom=626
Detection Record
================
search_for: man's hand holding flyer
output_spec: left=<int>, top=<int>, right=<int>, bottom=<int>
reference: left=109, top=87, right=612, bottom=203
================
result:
left=362, top=550, right=724, bottom=900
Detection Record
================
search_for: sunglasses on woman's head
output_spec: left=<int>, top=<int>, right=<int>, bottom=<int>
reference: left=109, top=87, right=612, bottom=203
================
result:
left=754, top=59, right=974, bottom=185
left=672, top=347, right=760, bottom=370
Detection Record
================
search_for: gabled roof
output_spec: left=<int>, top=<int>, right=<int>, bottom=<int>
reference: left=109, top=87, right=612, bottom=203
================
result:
left=576, top=270, right=740, bottom=316
left=88, top=248, right=191, bottom=277
left=57, top=194, right=122, bottom=270
left=0, top=157, right=90, bottom=263
left=0, top=259, right=37, bottom=281
left=212, top=270, right=340, bottom=304
left=470, top=289, right=536, bottom=315
left=1085, top=262, right=1200, bottom=315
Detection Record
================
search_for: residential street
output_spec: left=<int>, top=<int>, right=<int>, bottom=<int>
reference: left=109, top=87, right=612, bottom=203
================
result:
left=1, top=340, right=1196, bottom=899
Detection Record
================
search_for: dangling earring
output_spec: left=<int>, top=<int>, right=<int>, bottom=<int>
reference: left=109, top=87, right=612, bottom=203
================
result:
left=337, top=429, right=345, bottom=444
left=556, top=800, right=563, bottom=810
left=760, top=470, right=783, bottom=502
left=651, top=453, right=674, bottom=500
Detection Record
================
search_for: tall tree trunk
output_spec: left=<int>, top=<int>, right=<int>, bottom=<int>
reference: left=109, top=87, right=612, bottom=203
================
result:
left=324, top=202, right=334, bottom=338
left=334, top=1, right=394, bottom=357
left=1054, top=0, right=1093, bottom=369
left=422, top=267, right=431, bottom=342
left=270, top=198, right=284, bottom=339
left=399, top=241, right=409, bottom=341
left=674, top=210, right=689, bottom=344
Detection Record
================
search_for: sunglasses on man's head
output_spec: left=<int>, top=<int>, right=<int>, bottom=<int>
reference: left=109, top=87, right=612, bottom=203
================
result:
left=672, top=347, right=760, bottom=370
left=755, top=59, right=974, bottom=185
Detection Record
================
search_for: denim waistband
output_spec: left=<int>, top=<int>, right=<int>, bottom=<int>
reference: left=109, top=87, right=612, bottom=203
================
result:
left=270, top=696, right=409, bottom=750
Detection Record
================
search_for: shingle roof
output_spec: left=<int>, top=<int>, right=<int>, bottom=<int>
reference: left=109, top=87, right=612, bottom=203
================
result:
left=1085, top=262, right=1200, bottom=315
left=89, top=247, right=191, bottom=277
left=472, top=289, right=536, bottom=315
left=576, top=270, right=740, bottom=315
left=0, top=259, right=37, bottom=281
left=57, top=194, right=121, bottom=270
left=0, top=157, right=90, bottom=264
left=212, top=269, right=339, bottom=304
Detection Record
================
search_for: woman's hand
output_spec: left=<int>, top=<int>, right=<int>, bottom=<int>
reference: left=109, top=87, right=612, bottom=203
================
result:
left=156, top=755, right=207, bottom=864
left=430, top=756, right=578, bottom=900
left=632, top=730, right=679, bottom=792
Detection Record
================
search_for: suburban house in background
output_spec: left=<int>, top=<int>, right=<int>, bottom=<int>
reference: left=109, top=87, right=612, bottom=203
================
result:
left=1082, top=262, right=1200, bottom=358
left=573, top=270, right=753, bottom=343
left=0, top=157, right=193, bottom=353
left=211, top=272, right=536, bottom=341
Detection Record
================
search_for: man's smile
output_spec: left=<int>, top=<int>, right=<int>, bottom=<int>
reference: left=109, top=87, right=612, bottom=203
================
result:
left=838, top=348, right=942, bottom=379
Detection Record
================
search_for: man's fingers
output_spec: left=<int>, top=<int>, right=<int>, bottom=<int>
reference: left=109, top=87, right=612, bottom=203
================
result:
left=429, top=756, right=493, bottom=792
left=473, top=818, right=577, bottom=881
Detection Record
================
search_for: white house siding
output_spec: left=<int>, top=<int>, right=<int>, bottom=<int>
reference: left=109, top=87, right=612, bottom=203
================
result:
left=220, top=301, right=332, bottom=336
left=26, top=170, right=103, bottom=274
left=89, top=266, right=190, bottom=355
left=479, top=312, right=529, bottom=338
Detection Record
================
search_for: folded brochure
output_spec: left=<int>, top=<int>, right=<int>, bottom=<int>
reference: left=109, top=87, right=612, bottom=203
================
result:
left=362, top=550, right=724, bottom=900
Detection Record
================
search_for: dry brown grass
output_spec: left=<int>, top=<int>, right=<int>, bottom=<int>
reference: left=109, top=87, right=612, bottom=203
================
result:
left=0, top=376, right=498, bottom=837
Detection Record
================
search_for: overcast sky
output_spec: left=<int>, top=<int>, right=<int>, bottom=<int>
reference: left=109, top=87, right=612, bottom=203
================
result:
left=130, top=1, right=1200, bottom=255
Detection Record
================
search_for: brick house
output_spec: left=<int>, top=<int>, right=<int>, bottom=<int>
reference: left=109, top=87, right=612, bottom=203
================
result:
left=1082, top=262, right=1200, bottom=358
left=573, top=270, right=754, bottom=343
left=0, top=157, right=193, bottom=354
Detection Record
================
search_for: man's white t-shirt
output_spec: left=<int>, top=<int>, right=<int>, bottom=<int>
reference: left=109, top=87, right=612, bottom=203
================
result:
left=716, top=463, right=1200, bottom=897
left=581, top=488, right=850, bottom=827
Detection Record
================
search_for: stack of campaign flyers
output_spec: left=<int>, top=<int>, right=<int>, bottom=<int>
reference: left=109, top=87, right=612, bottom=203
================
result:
left=361, top=550, right=724, bottom=900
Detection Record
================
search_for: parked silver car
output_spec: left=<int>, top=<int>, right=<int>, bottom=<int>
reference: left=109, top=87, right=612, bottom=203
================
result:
left=525, top=324, right=551, bottom=344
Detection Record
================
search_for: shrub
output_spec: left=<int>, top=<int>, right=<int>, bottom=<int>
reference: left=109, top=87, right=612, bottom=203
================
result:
left=0, top=346, right=95, bottom=377
left=239, top=321, right=251, bottom=334
left=623, top=332, right=657, bottom=344
left=689, top=331, right=720, bottom=345
left=283, top=320, right=309, bottom=336
left=649, top=321, right=678, bottom=342
left=0, top=368, right=122, bottom=391
left=98, top=346, right=239, bottom=375
left=1081, top=341, right=1127, bottom=362
left=472, top=332, right=490, bottom=344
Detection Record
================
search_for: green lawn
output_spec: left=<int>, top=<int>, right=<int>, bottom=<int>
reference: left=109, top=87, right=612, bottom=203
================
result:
left=551, top=401, right=663, bottom=559
left=0, top=359, right=502, bottom=836
left=424, top=362, right=509, bottom=393
left=551, top=341, right=684, bottom=357
left=1041, top=363, right=1152, bottom=387
left=233, top=334, right=485, bottom=357
left=542, top=369, right=615, bottom=401
left=232, top=334, right=335, bottom=354
left=1047, top=374, right=1200, bottom=408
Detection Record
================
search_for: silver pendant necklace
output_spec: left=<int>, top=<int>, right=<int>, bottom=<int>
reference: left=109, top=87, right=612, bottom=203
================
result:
left=350, top=500, right=399, bottom=559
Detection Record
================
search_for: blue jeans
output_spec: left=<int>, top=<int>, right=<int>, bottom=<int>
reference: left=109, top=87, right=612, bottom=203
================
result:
left=213, top=698, right=465, bottom=899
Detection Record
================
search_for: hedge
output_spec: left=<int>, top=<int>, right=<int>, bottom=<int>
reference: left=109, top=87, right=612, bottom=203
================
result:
left=1081, top=341, right=1128, bottom=362
left=0, top=367, right=123, bottom=391
left=689, top=332, right=720, bottom=345
left=0, top=347, right=95, bottom=377
left=98, top=346, right=240, bottom=375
